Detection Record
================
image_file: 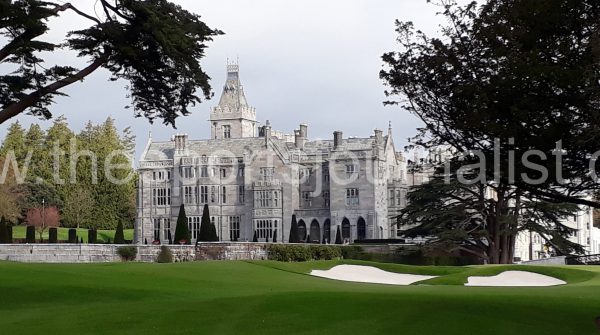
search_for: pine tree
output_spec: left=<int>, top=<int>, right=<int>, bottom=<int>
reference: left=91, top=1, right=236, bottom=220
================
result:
left=198, top=204, right=212, bottom=241
left=288, top=214, right=299, bottom=243
left=252, top=231, right=258, bottom=242
left=335, top=226, right=342, bottom=245
left=209, top=220, right=219, bottom=242
left=174, top=204, right=191, bottom=244
left=114, top=222, right=125, bottom=244
left=0, top=217, right=7, bottom=244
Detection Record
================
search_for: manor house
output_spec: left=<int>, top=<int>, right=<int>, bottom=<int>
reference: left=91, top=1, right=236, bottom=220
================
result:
left=135, top=63, right=409, bottom=244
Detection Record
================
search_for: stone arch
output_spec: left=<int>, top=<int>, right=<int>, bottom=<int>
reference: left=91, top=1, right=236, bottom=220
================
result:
left=298, top=219, right=307, bottom=241
left=341, top=218, right=351, bottom=241
left=323, top=219, right=331, bottom=244
left=357, top=217, right=366, bottom=241
left=310, top=219, right=320, bottom=244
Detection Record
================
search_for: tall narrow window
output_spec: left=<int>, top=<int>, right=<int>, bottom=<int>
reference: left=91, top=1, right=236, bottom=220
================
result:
left=345, top=164, right=356, bottom=179
left=153, top=218, right=161, bottom=241
left=211, top=186, right=216, bottom=203
left=260, top=167, right=274, bottom=181
left=229, top=216, right=240, bottom=241
left=188, top=217, right=200, bottom=240
left=223, top=125, right=231, bottom=138
left=153, top=188, right=171, bottom=206
left=324, top=191, right=330, bottom=208
left=163, top=218, right=171, bottom=241
left=183, top=186, right=195, bottom=204
left=200, top=186, right=208, bottom=203
left=237, top=166, right=245, bottom=177
left=222, top=186, right=227, bottom=203
left=345, top=188, right=359, bottom=206
left=238, top=185, right=245, bottom=204
left=302, top=192, right=312, bottom=207
left=200, top=165, right=208, bottom=177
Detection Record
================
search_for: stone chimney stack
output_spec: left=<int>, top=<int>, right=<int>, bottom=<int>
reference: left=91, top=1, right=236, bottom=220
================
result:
left=333, top=131, right=343, bottom=149
left=264, top=120, right=272, bottom=147
left=173, top=133, right=188, bottom=155
left=295, top=124, right=307, bottom=149
left=374, top=129, right=383, bottom=144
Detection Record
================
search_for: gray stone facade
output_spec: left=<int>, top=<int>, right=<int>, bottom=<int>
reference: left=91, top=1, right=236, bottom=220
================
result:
left=135, top=63, right=409, bottom=244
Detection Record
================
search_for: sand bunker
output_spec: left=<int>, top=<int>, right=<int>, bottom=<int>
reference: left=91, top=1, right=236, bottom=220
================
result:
left=310, top=265, right=437, bottom=285
left=465, top=271, right=566, bottom=287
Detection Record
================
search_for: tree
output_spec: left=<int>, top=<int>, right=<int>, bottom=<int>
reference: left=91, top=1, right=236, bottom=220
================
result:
left=62, top=187, right=95, bottom=228
left=381, top=0, right=600, bottom=263
left=25, top=206, right=59, bottom=242
left=198, top=204, right=212, bottom=242
left=0, top=158, right=24, bottom=222
left=114, top=222, right=125, bottom=244
left=174, top=204, right=190, bottom=244
left=48, top=227, right=57, bottom=243
left=68, top=228, right=77, bottom=243
left=1, top=0, right=223, bottom=126
left=209, top=220, right=218, bottom=242
left=272, top=229, right=277, bottom=243
left=288, top=214, right=299, bottom=243
left=252, top=231, right=258, bottom=242
left=26, top=225, right=35, bottom=243
left=335, top=226, right=342, bottom=245
left=0, top=217, right=8, bottom=244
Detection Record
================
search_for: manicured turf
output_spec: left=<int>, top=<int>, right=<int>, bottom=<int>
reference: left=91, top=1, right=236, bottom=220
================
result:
left=0, top=260, right=599, bottom=334
left=10, top=226, right=134, bottom=242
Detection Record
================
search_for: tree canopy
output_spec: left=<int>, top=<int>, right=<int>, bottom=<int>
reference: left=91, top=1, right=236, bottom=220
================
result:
left=1, top=0, right=222, bottom=126
left=381, top=0, right=600, bottom=263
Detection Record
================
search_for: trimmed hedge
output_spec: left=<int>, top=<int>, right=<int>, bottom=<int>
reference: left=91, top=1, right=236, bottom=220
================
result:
left=48, top=228, right=58, bottom=243
left=25, top=226, right=35, bottom=243
left=117, top=246, right=137, bottom=261
left=267, top=244, right=342, bottom=262
left=156, top=246, right=173, bottom=263
left=88, top=229, right=97, bottom=244
left=68, top=228, right=77, bottom=243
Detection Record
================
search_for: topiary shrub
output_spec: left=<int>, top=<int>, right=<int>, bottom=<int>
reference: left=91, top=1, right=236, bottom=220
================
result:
left=68, top=228, right=77, bottom=243
left=174, top=204, right=191, bottom=244
left=0, top=217, right=8, bottom=244
left=117, top=246, right=137, bottom=261
left=335, top=226, right=342, bottom=244
left=6, top=225, right=12, bottom=244
left=252, top=231, right=258, bottom=242
left=26, top=225, right=35, bottom=243
left=114, top=222, right=125, bottom=244
left=88, top=229, right=97, bottom=244
left=48, top=227, right=58, bottom=243
left=288, top=215, right=299, bottom=243
left=156, top=245, right=173, bottom=263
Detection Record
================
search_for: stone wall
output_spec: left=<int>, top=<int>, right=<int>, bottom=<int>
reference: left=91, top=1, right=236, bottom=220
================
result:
left=521, top=256, right=567, bottom=265
left=0, top=243, right=269, bottom=263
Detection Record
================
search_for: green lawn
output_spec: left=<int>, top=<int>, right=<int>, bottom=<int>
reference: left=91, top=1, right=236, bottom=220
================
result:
left=10, top=226, right=134, bottom=242
left=0, top=260, right=599, bottom=334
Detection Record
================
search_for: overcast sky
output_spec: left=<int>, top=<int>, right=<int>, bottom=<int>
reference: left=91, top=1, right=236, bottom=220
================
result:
left=0, top=0, right=468, bottom=161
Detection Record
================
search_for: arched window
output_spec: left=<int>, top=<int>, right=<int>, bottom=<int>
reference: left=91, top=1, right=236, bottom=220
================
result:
left=323, top=219, right=331, bottom=244
left=310, top=220, right=320, bottom=244
left=341, top=218, right=350, bottom=240
left=298, top=220, right=307, bottom=241
left=357, top=217, right=366, bottom=241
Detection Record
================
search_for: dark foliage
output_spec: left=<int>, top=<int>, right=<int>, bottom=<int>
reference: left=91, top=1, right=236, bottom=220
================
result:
left=288, top=215, right=299, bottom=243
left=335, top=226, right=342, bottom=245
left=117, top=246, right=137, bottom=261
left=26, top=225, right=35, bottom=243
left=198, top=204, right=212, bottom=242
left=88, top=229, right=97, bottom=244
left=48, top=227, right=57, bottom=243
left=68, top=228, right=77, bottom=243
left=114, top=222, right=125, bottom=244
left=173, top=204, right=190, bottom=244
left=156, top=245, right=173, bottom=263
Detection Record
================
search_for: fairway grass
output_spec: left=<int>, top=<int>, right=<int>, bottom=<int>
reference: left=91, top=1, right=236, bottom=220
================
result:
left=0, top=260, right=599, bottom=334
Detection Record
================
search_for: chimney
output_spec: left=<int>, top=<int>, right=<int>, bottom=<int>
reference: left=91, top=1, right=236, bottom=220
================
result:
left=374, top=129, right=383, bottom=144
left=173, top=133, right=188, bottom=155
left=264, top=120, right=272, bottom=147
left=333, top=131, right=343, bottom=149
left=295, top=123, right=307, bottom=149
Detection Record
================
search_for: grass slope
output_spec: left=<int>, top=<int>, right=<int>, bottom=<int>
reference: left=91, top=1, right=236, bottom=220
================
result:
left=0, top=261, right=599, bottom=334
left=10, top=226, right=134, bottom=242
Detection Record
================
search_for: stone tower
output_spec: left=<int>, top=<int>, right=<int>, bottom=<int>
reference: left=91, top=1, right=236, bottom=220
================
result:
left=210, top=62, right=257, bottom=139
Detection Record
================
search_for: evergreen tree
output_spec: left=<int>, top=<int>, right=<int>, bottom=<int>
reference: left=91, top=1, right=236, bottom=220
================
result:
left=114, top=222, right=125, bottom=244
left=6, top=225, right=12, bottom=244
left=335, top=226, right=342, bottom=245
left=0, top=122, right=26, bottom=161
left=272, top=229, right=277, bottom=243
left=0, top=217, right=7, bottom=244
left=209, top=220, right=219, bottom=242
left=48, top=227, right=57, bottom=243
left=68, top=228, right=77, bottom=243
left=174, top=204, right=191, bottom=244
left=198, top=204, right=212, bottom=241
left=88, top=229, right=97, bottom=244
left=26, top=226, right=35, bottom=243
left=288, top=215, right=299, bottom=243
left=252, top=231, right=258, bottom=242
left=1, top=1, right=222, bottom=125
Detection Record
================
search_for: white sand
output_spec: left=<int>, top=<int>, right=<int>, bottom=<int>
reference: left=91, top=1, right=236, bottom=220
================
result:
left=310, top=265, right=437, bottom=285
left=465, top=271, right=566, bottom=287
